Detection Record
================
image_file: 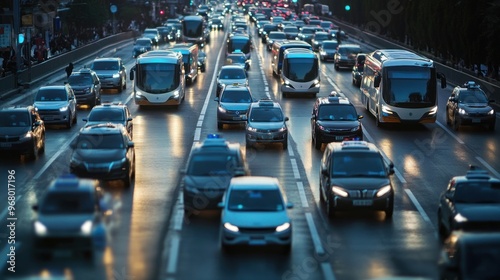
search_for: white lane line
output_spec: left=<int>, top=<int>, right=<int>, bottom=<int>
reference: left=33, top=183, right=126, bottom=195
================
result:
left=476, top=156, right=500, bottom=178
left=0, top=195, right=21, bottom=221
left=296, top=182, right=309, bottom=208
left=305, top=212, right=325, bottom=256
left=33, top=133, right=78, bottom=180
left=404, top=189, right=431, bottom=224
left=288, top=147, right=294, bottom=157
left=194, top=128, right=201, bottom=142
left=435, top=121, right=465, bottom=144
left=321, top=262, right=337, bottom=280
left=290, top=158, right=300, bottom=179
left=165, top=234, right=181, bottom=274
left=362, top=127, right=407, bottom=184
left=197, top=120, right=203, bottom=127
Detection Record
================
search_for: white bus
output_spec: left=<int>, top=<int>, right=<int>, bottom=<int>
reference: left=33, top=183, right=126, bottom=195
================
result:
left=361, top=49, right=446, bottom=126
left=271, top=40, right=312, bottom=76
left=280, top=48, right=320, bottom=98
left=130, top=50, right=186, bottom=106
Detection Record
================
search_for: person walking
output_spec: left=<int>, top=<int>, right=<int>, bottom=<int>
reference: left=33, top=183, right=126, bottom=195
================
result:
left=65, top=62, right=73, bottom=78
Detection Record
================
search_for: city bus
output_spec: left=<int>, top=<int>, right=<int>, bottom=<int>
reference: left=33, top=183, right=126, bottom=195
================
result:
left=171, top=43, right=199, bottom=85
left=129, top=50, right=186, bottom=106
left=280, top=48, right=320, bottom=98
left=271, top=40, right=312, bottom=76
left=181, top=15, right=208, bottom=47
left=227, top=35, right=252, bottom=60
left=360, top=49, right=447, bottom=126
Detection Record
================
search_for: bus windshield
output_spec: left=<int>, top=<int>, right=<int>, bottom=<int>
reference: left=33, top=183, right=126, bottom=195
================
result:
left=383, top=66, right=436, bottom=108
left=228, top=39, right=251, bottom=54
left=183, top=20, right=203, bottom=37
left=136, top=63, right=179, bottom=93
left=284, top=58, right=318, bottom=82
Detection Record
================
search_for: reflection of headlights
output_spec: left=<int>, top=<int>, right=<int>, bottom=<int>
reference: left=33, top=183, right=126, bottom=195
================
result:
left=34, top=221, right=48, bottom=236
left=224, top=222, right=239, bottom=232
left=349, top=125, right=360, bottom=132
left=59, top=106, right=68, bottom=112
left=488, top=109, right=495, bottom=115
left=331, top=186, right=348, bottom=197
left=376, top=185, right=392, bottom=197
left=81, top=220, right=93, bottom=236
left=247, top=126, right=257, bottom=132
left=458, top=108, right=468, bottom=115
left=275, top=222, right=290, bottom=232
left=112, top=73, right=120, bottom=78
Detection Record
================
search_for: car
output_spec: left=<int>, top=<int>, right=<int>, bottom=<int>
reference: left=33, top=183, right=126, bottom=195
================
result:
left=265, top=31, right=287, bottom=51
left=198, top=50, right=207, bottom=72
left=310, top=31, right=330, bottom=52
left=282, top=25, right=299, bottom=40
left=182, top=134, right=249, bottom=212
left=31, top=174, right=111, bottom=259
left=34, top=84, right=77, bottom=128
left=216, top=65, right=249, bottom=97
left=297, top=26, right=318, bottom=44
left=89, top=57, right=127, bottom=92
left=320, top=20, right=334, bottom=31
left=82, top=102, right=133, bottom=139
left=311, top=92, right=363, bottom=150
left=0, top=106, right=45, bottom=159
left=209, top=18, right=224, bottom=30
left=319, top=141, right=395, bottom=219
left=318, top=40, right=339, bottom=62
left=438, top=231, right=500, bottom=280
left=328, top=29, right=348, bottom=42
left=246, top=98, right=289, bottom=150
left=261, top=24, right=279, bottom=43
left=218, top=176, right=293, bottom=252
left=445, top=81, right=496, bottom=131
left=437, top=166, right=500, bottom=240
left=351, top=53, right=366, bottom=87
left=67, top=67, right=102, bottom=107
left=133, top=37, right=153, bottom=58
left=334, top=44, right=362, bottom=70
left=69, top=123, right=135, bottom=188
left=215, top=84, right=254, bottom=129
left=224, top=52, right=250, bottom=71
left=143, top=28, right=160, bottom=46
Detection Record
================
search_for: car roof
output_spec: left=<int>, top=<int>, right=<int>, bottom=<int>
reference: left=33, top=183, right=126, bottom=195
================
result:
left=222, top=84, right=251, bottom=91
left=38, top=85, right=68, bottom=90
left=317, top=95, right=353, bottom=106
left=220, top=65, right=247, bottom=70
left=250, top=98, right=281, bottom=109
left=191, top=134, right=241, bottom=154
left=452, top=167, right=500, bottom=183
left=93, top=57, right=121, bottom=62
left=47, top=174, right=98, bottom=193
left=229, top=176, right=280, bottom=190
left=79, top=123, right=127, bottom=135
left=326, top=141, right=381, bottom=154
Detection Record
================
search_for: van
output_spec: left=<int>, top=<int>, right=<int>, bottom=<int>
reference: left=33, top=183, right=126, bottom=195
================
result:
left=171, top=43, right=199, bottom=85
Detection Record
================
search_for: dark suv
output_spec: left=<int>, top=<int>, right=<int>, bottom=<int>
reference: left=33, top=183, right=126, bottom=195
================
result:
left=334, top=44, right=362, bottom=70
left=0, top=106, right=45, bottom=159
left=181, top=134, right=249, bottom=213
left=311, top=92, right=363, bottom=150
left=68, top=67, right=102, bottom=107
left=82, top=102, right=133, bottom=139
left=446, top=81, right=496, bottom=131
left=70, top=123, right=135, bottom=187
left=319, top=141, right=395, bottom=219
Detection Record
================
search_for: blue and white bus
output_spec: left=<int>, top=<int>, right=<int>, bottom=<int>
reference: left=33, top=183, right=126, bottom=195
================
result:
left=360, top=49, right=446, bottom=126
left=280, top=48, right=320, bottom=98
left=271, top=40, right=312, bottom=76
left=130, top=50, right=186, bottom=106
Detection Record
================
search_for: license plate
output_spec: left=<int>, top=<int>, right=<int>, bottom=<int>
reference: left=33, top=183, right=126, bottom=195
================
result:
left=232, top=117, right=241, bottom=120
left=261, top=134, right=273, bottom=140
left=335, top=136, right=345, bottom=141
left=471, top=118, right=481, bottom=123
left=0, top=143, right=12, bottom=148
left=249, top=239, right=266, bottom=246
left=353, top=200, right=373, bottom=206
left=240, top=115, right=247, bottom=120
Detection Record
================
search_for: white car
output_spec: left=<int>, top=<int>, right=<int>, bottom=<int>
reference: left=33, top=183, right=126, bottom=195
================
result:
left=218, top=176, right=293, bottom=253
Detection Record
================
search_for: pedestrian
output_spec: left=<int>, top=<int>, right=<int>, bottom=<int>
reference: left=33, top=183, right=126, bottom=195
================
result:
left=65, top=62, right=73, bottom=78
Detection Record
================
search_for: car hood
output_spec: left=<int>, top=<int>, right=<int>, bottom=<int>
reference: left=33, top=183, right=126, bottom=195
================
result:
left=332, top=177, right=390, bottom=190
left=34, top=101, right=68, bottom=109
left=218, top=78, right=247, bottom=85
left=222, top=210, right=290, bottom=228
left=220, top=103, right=251, bottom=111
left=72, top=149, right=125, bottom=163
left=38, top=214, right=94, bottom=231
left=85, top=121, right=125, bottom=128
left=317, top=120, right=360, bottom=129
left=455, top=204, right=500, bottom=221
left=0, top=126, right=30, bottom=136
left=248, top=121, right=284, bottom=130
left=71, top=85, right=92, bottom=90
left=459, top=103, right=491, bottom=110
left=183, top=175, right=232, bottom=190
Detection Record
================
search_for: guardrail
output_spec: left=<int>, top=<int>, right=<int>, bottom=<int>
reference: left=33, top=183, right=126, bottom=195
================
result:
left=0, top=31, right=136, bottom=100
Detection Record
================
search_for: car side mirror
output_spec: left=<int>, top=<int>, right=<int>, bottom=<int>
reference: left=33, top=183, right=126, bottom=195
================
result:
left=388, top=162, right=395, bottom=175
left=284, top=116, right=289, bottom=121
left=214, top=97, right=219, bottom=102
left=321, top=167, right=329, bottom=176
left=127, top=117, right=133, bottom=122
left=179, top=168, right=187, bottom=175
left=82, top=118, right=88, bottom=122
left=128, top=141, right=134, bottom=148
left=34, top=120, right=42, bottom=126
left=358, top=115, right=363, bottom=120
left=217, top=202, right=225, bottom=208
left=233, top=167, right=246, bottom=177
left=32, top=205, right=39, bottom=211
left=286, top=202, right=293, bottom=209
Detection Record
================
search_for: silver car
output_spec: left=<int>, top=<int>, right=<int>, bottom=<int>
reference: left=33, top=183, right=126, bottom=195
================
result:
left=33, top=84, right=77, bottom=128
left=218, top=176, right=293, bottom=253
left=90, top=57, right=127, bottom=92
left=215, top=84, right=254, bottom=129
left=216, top=65, right=248, bottom=97
left=245, top=99, right=289, bottom=150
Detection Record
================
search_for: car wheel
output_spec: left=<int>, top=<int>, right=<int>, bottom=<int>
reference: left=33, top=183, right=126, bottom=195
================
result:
left=313, top=132, right=321, bottom=150
left=66, top=112, right=73, bottom=128
left=488, top=121, right=495, bottom=131
left=39, top=134, right=45, bottom=154
left=201, top=65, right=206, bottom=72
left=28, top=142, right=38, bottom=160
left=326, top=196, right=335, bottom=219
left=385, top=201, right=394, bottom=219
left=334, top=63, right=339, bottom=70
left=73, top=111, right=77, bottom=124
left=280, top=243, right=291, bottom=254
left=445, top=109, right=451, bottom=125
left=375, top=111, right=384, bottom=128
left=453, top=116, right=460, bottom=131
left=217, top=122, right=223, bottom=130
left=282, top=139, right=288, bottom=150
left=437, top=211, right=447, bottom=240
left=123, top=79, right=127, bottom=89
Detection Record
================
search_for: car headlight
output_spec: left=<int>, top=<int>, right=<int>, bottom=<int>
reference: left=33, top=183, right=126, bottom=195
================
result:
left=112, top=73, right=120, bottom=78
left=382, top=105, right=393, bottom=114
left=313, top=79, right=320, bottom=85
left=80, top=220, right=93, bottom=235
left=331, top=186, right=348, bottom=197
left=349, top=125, right=361, bottom=132
left=110, top=158, right=127, bottom=169
left=223, top=222, right=239, bottom=232
left=320, top=51, right=326, bottom=55
left=218, top=106, right=227, bottom=113
left=275, top=222, right=290, bottom=232
left=59, top=106, right=68, bottom=112
left=454, top=213, right=468, bottom=223
left=34, top=221, right=48, bottom=236
left=428, top=106, right=438, bottom=115
left=488, top=109, right=495, bottom=115
left=247, top=126, right=257, bottom=132
left=376, top=185, right=392, bottom=197
left=172, top=90, right=180, bottom=97
left=22, top=131, right=32, bottom=139
left=318, top=125, right=328, bottom=131
left=278, top=125, right=287, bottom=132
left=458, top=108, right=468, bottom=115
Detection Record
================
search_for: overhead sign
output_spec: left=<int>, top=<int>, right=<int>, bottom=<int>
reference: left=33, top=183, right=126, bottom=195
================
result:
left=0, top=24, right=12, bottom=48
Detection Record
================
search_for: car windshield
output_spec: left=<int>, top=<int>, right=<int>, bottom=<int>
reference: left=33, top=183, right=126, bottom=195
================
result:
left=318, top=105, right=358, bottom=121
left=219, top=68, right=246, bottom=79
left=187, top=154, right=238, bottom=176
left=301, top=28, right=315, bottom=34
left=40, top=191, right=94, bottom=214
left=454, top=183, right=500, bottom=203
left=314, top=34, right=329, bottom=40
left=249, top=107, right=283, bottom=122
left=338, top=47, right=360, bottom=55
left=91, top=61, right=119, bottom=71
left=136, top=39, right=151, bottom=46
left=221, top=90, right=252, bottom=103
left=68, top=74, right=92, bottom=85
left=88, top=109, right=125, bottom=122
left=35, top=89, right=67, bottom=101
left=75, top=134, right=125, bottom=149
left=284, top=27, right=298, bottom=32
left=269, top=33, right=286, bottom=39
left=332, top=152, right=386, bottom=177
left=0, top=112, right=30, bottom=127
left=227, top=189, right=284, bottom=211
left=322, top=42, right=338, bottom=49
left=463, top=242, right=500, bottom=278
left=459, top=91, right=489, bottom=103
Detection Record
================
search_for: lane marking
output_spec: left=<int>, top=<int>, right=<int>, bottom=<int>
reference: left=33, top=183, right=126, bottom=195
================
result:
left=194, top=128, right=201, bottom=141
left=305, top=212, right=325, bottom=256
left=435, top=121, right=465, bottom=144
left=33, top=133, right=78, bottom=180
left=165, top=234, right=181, bottom=274
left=288, top=147, right=294, bottom=157
left=404, top=189, right=432, bottom=224
left=296, top=182, right=309, bottom=208
left=321, top=262, right=337, bottom=280
left=475, top=156, right=500, bottom=178
left=290, top=158, right=300, bottom=179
